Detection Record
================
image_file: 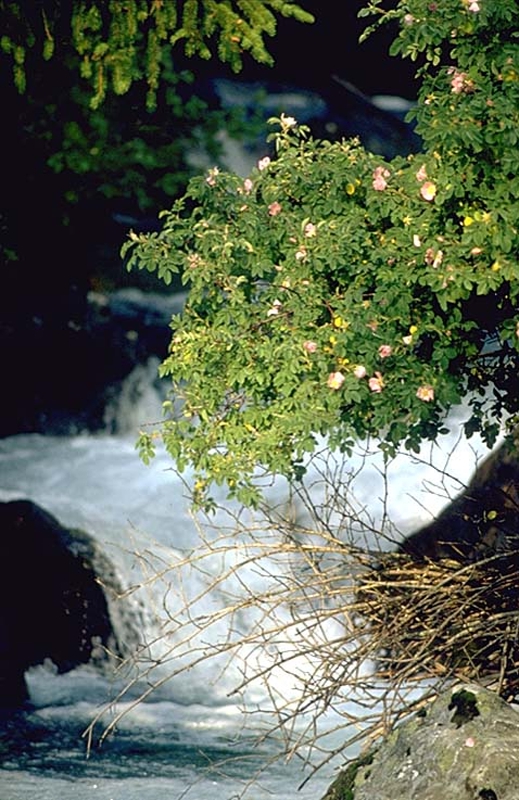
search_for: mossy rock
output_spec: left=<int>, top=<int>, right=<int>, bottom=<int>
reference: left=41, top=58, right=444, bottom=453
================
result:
left=321, top=753, right=375, bottom=800
left=321, top=684, right=519, bottom=800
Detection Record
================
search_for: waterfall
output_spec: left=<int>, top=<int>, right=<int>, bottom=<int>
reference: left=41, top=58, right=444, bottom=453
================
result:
left=102, top=356, right=166, bottom=435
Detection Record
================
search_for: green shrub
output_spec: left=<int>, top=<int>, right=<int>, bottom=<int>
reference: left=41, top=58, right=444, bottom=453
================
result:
left=124, top=0, right=519, bottom=507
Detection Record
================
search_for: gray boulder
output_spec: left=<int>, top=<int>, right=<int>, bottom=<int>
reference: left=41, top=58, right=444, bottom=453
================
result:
left=323, top=684, right=519, bottom=800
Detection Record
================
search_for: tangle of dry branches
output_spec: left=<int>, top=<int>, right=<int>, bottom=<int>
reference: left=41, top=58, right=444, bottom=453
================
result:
left=84, top=437, right=519, bottom=794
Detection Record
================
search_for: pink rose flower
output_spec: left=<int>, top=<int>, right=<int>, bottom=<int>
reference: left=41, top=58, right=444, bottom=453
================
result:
left=304, top=222, right=317, bottom=237
left=416, top=384, right=435, bottom=402
left=280, top=113, right=297, bottom=129
left=303, top=340, right=317, bottom=353
left=432, top=249, right=444, bottom=269
left=327, top=371, right=345, bottom=390
left=448, top=67, right=475, bottom=94
left=378, top=344, right=393, bottom=358
left=242, top=178, right=253, bottom=193
left=353, top=365, right=367, bottom=379
left=368, top=372, right=384, bottom=393
left=187, top=253, right=202, bottom=269
left=205, top=167, right=220, bottom=186
left=416, top=164, right=428, bottom=182
left=450, top=71, right=466, bottom=93
left=268, top=202, right=282, bottom=216
left=258, top=156, right=271, bottom=171
left=425, top=247, right=435, bottom=266
left=420, top=181, right=437, bottom=201
left=267, top=299, right=282, bottom=317
left=425, top=248, right=443, bottom=268
left=372, top=165, right=390, bottom=191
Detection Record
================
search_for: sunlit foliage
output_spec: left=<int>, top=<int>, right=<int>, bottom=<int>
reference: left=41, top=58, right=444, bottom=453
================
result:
left=124, top=0, right=519, bottom=506
left=0, top=1, right=314, bottom=109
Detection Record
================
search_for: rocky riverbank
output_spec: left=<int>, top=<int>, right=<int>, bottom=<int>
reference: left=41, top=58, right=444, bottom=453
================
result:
left=323, top=683, right=519, bottom=800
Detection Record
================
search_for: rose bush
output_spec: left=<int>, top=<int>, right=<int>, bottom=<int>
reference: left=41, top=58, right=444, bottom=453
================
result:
left=123, top=0, right=519, bottom=507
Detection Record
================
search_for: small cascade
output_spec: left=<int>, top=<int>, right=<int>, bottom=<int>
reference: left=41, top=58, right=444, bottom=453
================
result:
left=102, top=356, right=166, bottom=435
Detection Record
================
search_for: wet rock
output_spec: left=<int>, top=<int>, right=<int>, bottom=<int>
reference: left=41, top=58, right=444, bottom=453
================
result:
left=0, top=499, right=141, bottom=706
left=323, top=684, right=519, bottom=800
left=398, top=432, right=519, bottom=563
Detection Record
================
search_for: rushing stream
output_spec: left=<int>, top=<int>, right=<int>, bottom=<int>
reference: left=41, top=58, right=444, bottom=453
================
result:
left=0, top=376, right=500, bottom=799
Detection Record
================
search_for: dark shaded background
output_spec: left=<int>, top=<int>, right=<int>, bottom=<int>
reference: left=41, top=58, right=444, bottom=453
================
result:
left=236, top=1, right=417, bottom=98
left=1, top=3, right=419, bottom=437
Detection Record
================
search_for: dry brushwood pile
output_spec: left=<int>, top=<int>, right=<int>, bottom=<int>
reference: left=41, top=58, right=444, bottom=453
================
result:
left=356, top=549, right=519, bottom=701
left=357, top=435, right=519, bottom=703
